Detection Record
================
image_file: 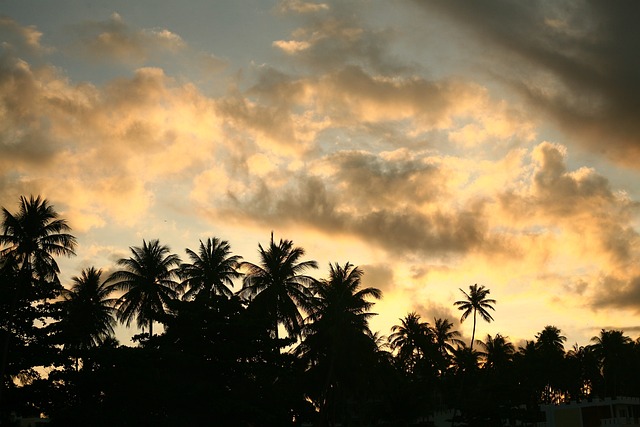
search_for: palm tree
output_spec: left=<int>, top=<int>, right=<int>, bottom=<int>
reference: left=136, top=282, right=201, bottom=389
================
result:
left=453, top=284, right=496, bottom=351
left=535, top=325, right=568, bottom=403
left=451, top=344, right=483, bottom=375
left=535, top=325, right=566, bottom=355
left=300, top=262, right=382, bottom=425
left=389, top=312, right=432, bottom=372
left=180, top=238, right=242, bottom=301
left=107, top=239, right=181, bottom=337
left=431, top=317, right=464, bottom=361
left=1, top=195, right=76, bottom=288
left=59, top=267, right=117, bottom=369
left=240, top=233, right=318, bottom=340
left=480, top=333, right=515, bottom=371
left=590, top=329, right=632, bottom=396
left=0, top=195, right=76, bottom=401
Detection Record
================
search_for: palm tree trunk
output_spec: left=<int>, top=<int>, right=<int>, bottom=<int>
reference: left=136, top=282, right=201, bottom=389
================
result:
left=149, top=320, right=153, bottom=338
left=470, top=309, right=477, bottom=351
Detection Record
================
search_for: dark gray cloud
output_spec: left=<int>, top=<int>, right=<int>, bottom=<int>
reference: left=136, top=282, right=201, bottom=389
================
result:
left=594, top=275, right=640, bottom=313
left=360, top=263, right=395, bottom=293
left=412, top=1, right=640, bottom=167
left=224, top=168, right=495, bottom=258
left=70, top=13, right=185, bottom=64
left=274, top=1, right=413, bottom=75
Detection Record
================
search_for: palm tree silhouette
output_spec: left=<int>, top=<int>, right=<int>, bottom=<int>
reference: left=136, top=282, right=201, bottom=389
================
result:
left=431, top=317, right=464, bottom=372
left=180, top=237, right=242, bottom=301
left=59, top=267, right=117, bottom=369
left=432, top=318, right=464, bottom=358
left=301, top=262, right=382, bottom=425
left=107, top=239, right=181, bottom=337
left=535, top=325, right=566, bottom=354
left=591, top=329, right=632, bottom=396
left=0, top=195, right=76, bottom=285
left=0, top=195, right=76, bottom=401
left=240, top=233, right=318, bottom=341
left=453, top=284, right=496, bottom=351
left=389, top=312, right=432, bottom=372
left=480, top=333, right=515, bottom=371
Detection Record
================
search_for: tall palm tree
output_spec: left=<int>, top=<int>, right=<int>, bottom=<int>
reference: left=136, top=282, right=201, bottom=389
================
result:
left=389, top=312, right=432, bottom=372
left=300, top=262, right=382, bottom=424
left=180, top=237, right=242, bottom=301
left=453, top=284, right=496, bottom=351
left=59, top=267, right=117, bottom=369
left=107, top=239, right=181, bottom=337
left=240, top=234, right=318, bottom=340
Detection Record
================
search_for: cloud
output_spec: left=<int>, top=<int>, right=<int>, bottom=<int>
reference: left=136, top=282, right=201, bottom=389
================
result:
left=278, top=0, right=329, bottom=14
left=0, top=15, right=51, bottom=55
left=498, top=142, right=640, bottom=267
left=0, top=30, right=226, bottom=232
left=273, top=2, right=410, bottom=75
left=412, top=1, right=640, bottom=167
left=361, top=263, right=395, bottom=293
left=72, top=12, right=185, bottom=63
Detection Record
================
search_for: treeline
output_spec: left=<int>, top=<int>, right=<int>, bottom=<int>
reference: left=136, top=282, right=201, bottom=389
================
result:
left=1, top=195, right=640, bottom=426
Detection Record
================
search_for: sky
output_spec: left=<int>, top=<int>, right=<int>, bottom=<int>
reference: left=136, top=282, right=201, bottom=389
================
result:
left=2, top=0, right=640, bottom=348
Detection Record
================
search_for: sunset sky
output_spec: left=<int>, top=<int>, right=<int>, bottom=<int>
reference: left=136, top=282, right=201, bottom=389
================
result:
left=2, top=0, right=640, bottom=348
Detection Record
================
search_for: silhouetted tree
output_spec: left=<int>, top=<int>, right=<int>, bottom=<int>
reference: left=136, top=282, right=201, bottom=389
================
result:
left=240, top=234, right=317, bottom=342
left=299, top=262, right=381, bottom=426
left=58, top=267, right=116, bottom=370
left=535, top=325, right=567, bottom=403
left=0, top=195, right=76, bottom=410
left=389, top=312, right=432, bottom=374
left=180, top=237, right=242, bottom=301
left=480, top=333, right=515, bottom=372
left=107, top=239, right=181, bottom=337
left=431, top=317, right=464, bottom=374
left=454, top=284, right=496, bottom=351
left=591, top=329, right=632, bottom=396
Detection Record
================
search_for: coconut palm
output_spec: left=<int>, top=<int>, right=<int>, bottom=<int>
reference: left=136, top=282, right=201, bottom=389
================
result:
left=453, top=284, right=496, bottom=351
left=299, top=262, right=382, bottom=424
left=0, top=195, right=76, bottom=287
left=431, top=318, right=464, bottom=359
left=240, top=234, right=317, bottom=340
left=107, top=239, right=181, bottom=337
left=389, top=312, right=432, bottom=372
left=535, top=325, right=566, bottom=355
left=590, top=329, right=632, bottom=396
left=59, top=267, right=117, bottom=370
left=61, top=267, right=117, bottom=350
left=480, top=333, right=515, bottom=371
left=0, top=195, right=76, bottom=400
left=535, top=326, right=568, bottom=403
left=180, top=237, right=242, bottom=301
